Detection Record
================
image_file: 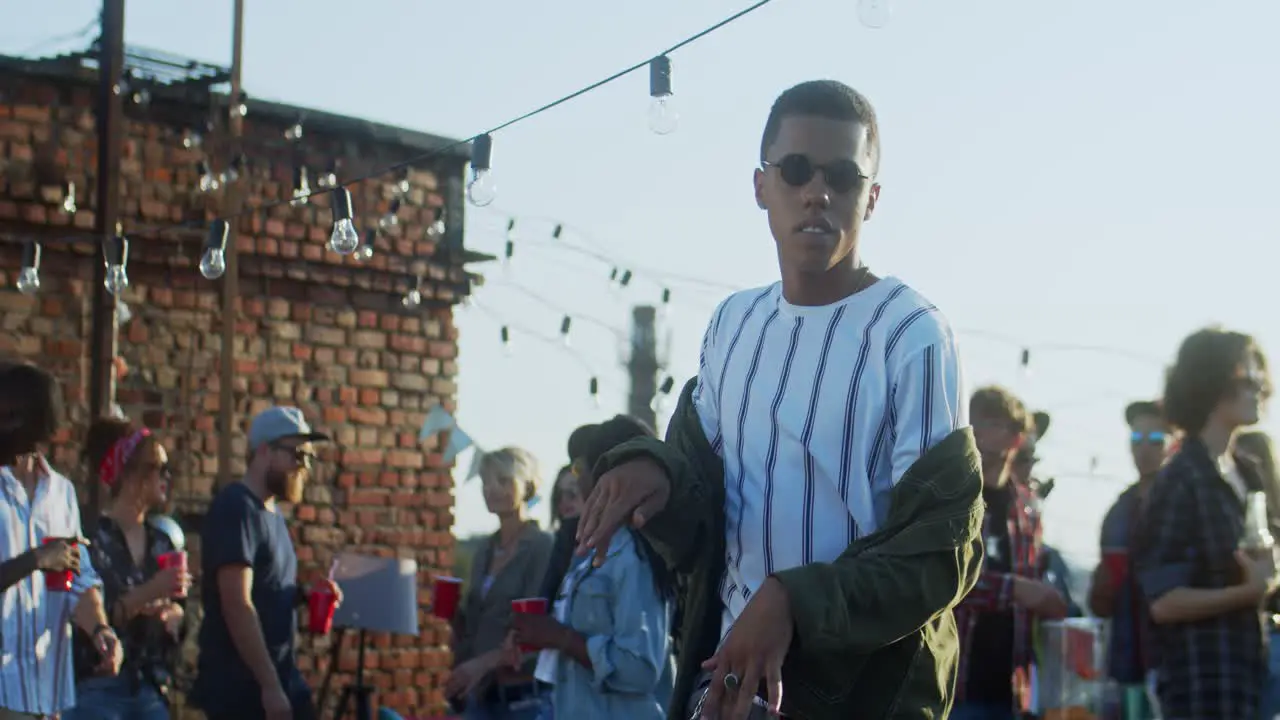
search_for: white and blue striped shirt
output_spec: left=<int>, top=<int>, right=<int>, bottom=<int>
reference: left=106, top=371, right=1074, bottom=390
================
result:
left=0, top=459, right=101, bottom=715
left=692, top=278, right=967, bottom=636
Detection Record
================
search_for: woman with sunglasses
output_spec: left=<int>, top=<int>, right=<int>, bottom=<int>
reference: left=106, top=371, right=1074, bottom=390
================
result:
left=65, top=417, right=192, bottom=720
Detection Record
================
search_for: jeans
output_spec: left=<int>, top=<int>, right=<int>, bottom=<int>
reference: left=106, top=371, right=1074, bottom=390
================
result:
left=948, top=702, right=1017, bottom=720
left=62, top=676, right=169, bottom=720
left=1265, top=631, right=1280, bottom=720
left=464, top=684, right=544, bottom=720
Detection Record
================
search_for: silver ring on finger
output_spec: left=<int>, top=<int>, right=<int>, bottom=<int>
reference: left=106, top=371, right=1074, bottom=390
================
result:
left=723, top=672, right=741, bottom=691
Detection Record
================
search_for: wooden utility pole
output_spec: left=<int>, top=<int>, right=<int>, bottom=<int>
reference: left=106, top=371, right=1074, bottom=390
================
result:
left=217, top=0, right=246, bottom=489
left=626, top=305, right=659, bottom=430
left=87, top=0, right=126, bottom=526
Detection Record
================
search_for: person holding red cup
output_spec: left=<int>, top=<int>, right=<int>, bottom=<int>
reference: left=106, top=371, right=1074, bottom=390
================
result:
left=65, top=417, right=192, bottom=720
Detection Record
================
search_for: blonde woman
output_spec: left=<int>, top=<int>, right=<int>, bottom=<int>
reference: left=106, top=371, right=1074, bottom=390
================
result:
left=447, top=447, right=554, bottom=720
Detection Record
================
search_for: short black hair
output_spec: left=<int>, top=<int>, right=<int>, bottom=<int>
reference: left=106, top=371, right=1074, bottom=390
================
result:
left=0, top=361, right=63, bottom=457
left=1124, top=400, right=1164, bottom=427
left=1163, top=327, right=1271, bottom=435
left=760, top=80, right=881, bottom=172
left=567, top=414, right=656, bottom=477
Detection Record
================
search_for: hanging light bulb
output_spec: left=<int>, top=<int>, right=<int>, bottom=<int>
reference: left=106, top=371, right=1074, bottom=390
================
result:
left=500, top=326, right=513, bottom=356
left=650, top=375, right=676, bottom=413
left=131, top=86, right=150, bottom=107
left=61, top=181, right=76, bottom=214
left=233, top=91, right=249, bottom=118
left=660, top=287, right=672, bottom=318
left=16, top=239, right=41, bottom=295
left=396, top=168, right=411, bottom=196
left=356, top=229, right=376, bottom=262
left=182, top=129, right=202, bottom=150
left=379, top=198, right=401, bottom=231
left=285, top=119, right=304, bottom=141
left=619, top=270, right=633, bottom=288
left=224, top=154, right=246, bottom=184
left=589, top=377, right=601, bottom=408
left=200, top=220, right=229, bottom=279
left=466, top=133, right=497, bottom=207
left=197, top=161, right=219, bottom=192
left=103, top=232, right=130, bottom=296
left=647, top=55, right=678, bottom=135
left=857, top=0, right=892, bottom=28
left=1020, top=348, right=1031, bottom=377
left=317, top=159, right=340, bottom=189
left=402, top=277, right=423, bottom=308
left=559, top=315, right=573, bottom=347
left=503, top=239, right=514, bottom=266
left=291, top=166, right=311, bottom=207
left=608, top=267, right=620, bottom=288
left=427, top=207, right=446, bottom=238
left=329, top=188, right=360, bottom=255
left=552, top=224, right=563, bottom=240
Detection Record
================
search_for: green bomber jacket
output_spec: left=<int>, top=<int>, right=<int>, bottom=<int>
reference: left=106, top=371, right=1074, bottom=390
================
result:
left=596, top=377, right=985, bottom=720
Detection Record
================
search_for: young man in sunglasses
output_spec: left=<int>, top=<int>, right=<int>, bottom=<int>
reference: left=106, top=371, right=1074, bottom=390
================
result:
left=576, top=81, right=983, bottom=719
left=193, top=407, right=341, bottom=720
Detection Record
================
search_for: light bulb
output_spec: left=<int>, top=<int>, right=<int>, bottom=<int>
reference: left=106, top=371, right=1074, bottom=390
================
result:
left=379, top=213, right=399, bottom=231
left=428, top=216, right=446, bottom=237
left=466, top=169, right=496, bottom=207
left=396, top=178, right=411, bottom=195
left=291, top=168, right=311, bottom=207
left=285, top=122, right=303, bottom=141
left=402, top=289, right=422, bottom=308
left=16, top=267, right=39, bottom=295
left=199, top=248, right=226, bottom=279
left=857, top=0, right=892, bottom=28
left=199, top=173, right=219, bottom=192
left=355, top=243, right=374, bottom=262
left=648, top=96, right=679, bottom=135
left=500, top=326, right=513, bottom=356
left=131, top=88, right=150, bottom=106
left=104, top=265, right=129, bottom=295
left=329, top=219, right=360, bottom=255
left=62, top=195, right=76, bottom=214
left=183, top=132, right=202, bottom=149
left=318, top=172, right=337, bottom=189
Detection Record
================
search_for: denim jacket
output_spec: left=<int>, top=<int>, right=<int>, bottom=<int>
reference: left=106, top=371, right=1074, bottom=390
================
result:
left=547, top=528, right=675, bottom=719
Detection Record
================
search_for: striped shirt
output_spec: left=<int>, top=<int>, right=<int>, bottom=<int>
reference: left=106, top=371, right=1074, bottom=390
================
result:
left=0, top=459, right=101, bottom=715
left=691, top=278, right=967, bottom=635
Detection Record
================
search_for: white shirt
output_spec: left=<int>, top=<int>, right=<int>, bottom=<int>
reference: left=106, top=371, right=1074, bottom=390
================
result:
left=0, top=459, right=101, bottom=715
left=692, top=278, right=967, bottom=635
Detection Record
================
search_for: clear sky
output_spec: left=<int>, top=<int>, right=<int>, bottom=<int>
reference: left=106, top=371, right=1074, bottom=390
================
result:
left=7, top=0, right=1278, bottom=567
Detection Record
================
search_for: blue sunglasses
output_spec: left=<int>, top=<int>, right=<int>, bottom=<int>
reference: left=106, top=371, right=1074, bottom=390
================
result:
left=1131, top=430, right=1167, bottom=446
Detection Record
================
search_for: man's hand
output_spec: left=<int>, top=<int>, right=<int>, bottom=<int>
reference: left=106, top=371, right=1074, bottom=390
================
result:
left=1236, top=548, right=1278, bottom=602
left=307, top=576, right=344, bottom=607
left=699, top=577, right=791, bottom=719
left=261, top=685, right=292, bottom=720
left=445, top=654, right=495, bottom=699
left=34, top=539, right=80, bottom=573
left=92, top=626, right=123, bottom=675
left=146, top=565, right=192, bottom=601
left=142, top=601, right=186, bottom=639
left=509, top=612, right=569, bottom=652
left=576, top=458, right=670, bottom=567
left=1012, top=575, right=1069, bottom=619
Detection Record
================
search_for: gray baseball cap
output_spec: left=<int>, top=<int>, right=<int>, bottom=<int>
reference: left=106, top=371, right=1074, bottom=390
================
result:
left=247, top=406, right=330, bottom=451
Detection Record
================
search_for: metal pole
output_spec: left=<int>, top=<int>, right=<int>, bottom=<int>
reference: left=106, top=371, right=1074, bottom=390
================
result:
left=87, top=0, right=126, bottom=525
left=627, top=305, right=659, bottom=430
left=217, top=0, right=245, bottom=489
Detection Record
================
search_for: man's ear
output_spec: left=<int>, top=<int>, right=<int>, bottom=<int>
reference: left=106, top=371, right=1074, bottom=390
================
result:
left=864, top=182, right=881, bottom=221
left=753, top=168, right=766, bottom=210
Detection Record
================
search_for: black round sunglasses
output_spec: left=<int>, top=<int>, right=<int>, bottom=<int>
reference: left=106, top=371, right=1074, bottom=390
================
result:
left=761, top=154, right=871, bottom=194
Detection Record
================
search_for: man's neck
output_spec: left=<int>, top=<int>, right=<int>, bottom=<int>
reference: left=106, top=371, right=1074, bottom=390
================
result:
left=9, top=454, right=41, bottom=495
left=241, top=475, right=276, bottom=510
left=779, top=261, right=875, bottom=307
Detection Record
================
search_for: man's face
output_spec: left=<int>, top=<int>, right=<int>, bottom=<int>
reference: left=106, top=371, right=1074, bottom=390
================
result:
left=1128, top=415, right=1169, bottom=476
left=1010, top=435, right=1039, bottom=486
left=754, top=116, right=879, bottom=277
left=971, top=412, right=1023, bottom=486
left=264, top=440, right=315, bottom=504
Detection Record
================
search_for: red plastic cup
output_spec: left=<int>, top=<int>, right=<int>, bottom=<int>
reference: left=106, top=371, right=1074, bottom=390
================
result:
left=42, top=537, right=77, bottom=592
left=511, top=597, right=549, bottom=652
left=308, top=585, right=338, bottom=635
left=1102, top=548, right=1129, bottom=587
left=432, top=576, right=463, bottom=621
left=156, top=550, right=188, bottom=598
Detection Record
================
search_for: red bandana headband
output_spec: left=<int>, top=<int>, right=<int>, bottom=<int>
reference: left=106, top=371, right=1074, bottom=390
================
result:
left=98, top=428, right=151, bottom=488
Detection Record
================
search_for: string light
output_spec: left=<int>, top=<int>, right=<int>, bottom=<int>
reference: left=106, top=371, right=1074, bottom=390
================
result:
left=552, top=224, right=563, bottom=240
left=559, top=315, right=573, bottom=347
left=61, top=181, right=76, bottom=214
left=103, top=231, right=129, bottom=296
left=328, top=188, right=361, bottom=255
left=857, top=0, right=892, bottom=28
left=466, top=133, right=497, bottom=207
left=199, top=219, right=229, bottom=280
left=197, top=161, right=219, bottom=192
left=223, top=154, right=246, bottom=184
left=16, top=239, right=40, bottom=295
left=290, top=166, right=310, bottom=207
left=503, top=220, right=516, bottom=266
left=285, top=119, right=304, bottom=141
left=355, top=229, right=376, bottom=262
left=650, top=375, right=676, bottom=413
left=427, top=207, right=446, bottom=238
left=379, top=198, right=401, bottom=231
left=317, top=159, right=340, bottom=189
left=182, top=129, right=202, bottom=149
left=618, top=270, right=633, bottom=288
left=395, top=169, right=411, bottom=196
left=589, top=376, right=601, bottom=407
left=500, top=326, right=513, bottom=356
left=232, top=90, right=248, bottom=118
left=647, top=55, right=678, bottom=135
left=402, top=276, right=423, bottom=308
left=660, top=287, right=672, bottom=318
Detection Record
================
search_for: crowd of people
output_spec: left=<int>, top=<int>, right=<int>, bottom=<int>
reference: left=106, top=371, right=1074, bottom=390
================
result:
left=0, top=77, right=1276, bottom=720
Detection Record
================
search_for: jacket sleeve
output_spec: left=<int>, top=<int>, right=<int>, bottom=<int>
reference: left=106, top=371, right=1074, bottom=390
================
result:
left=771, top=435, right=984, bottom=656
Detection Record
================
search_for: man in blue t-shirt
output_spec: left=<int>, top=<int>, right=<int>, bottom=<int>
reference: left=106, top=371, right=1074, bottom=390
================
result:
left=193, top=406, right=341, bottom=720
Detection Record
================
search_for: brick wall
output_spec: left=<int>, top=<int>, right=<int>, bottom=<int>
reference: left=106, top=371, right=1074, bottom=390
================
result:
left=0, top=64, right=468, bottom=717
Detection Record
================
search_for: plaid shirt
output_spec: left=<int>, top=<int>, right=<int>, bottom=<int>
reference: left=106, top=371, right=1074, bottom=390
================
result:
left=1134, top=438, right=1268, bottom=719
left=953, top=479, right=1042, bottom=711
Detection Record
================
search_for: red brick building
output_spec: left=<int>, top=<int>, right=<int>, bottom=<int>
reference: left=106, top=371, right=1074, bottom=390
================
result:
left=0, top=47, right=480, bottom=717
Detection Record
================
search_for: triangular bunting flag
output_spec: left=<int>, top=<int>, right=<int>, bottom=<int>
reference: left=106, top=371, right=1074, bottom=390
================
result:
left=443, top=426, right=474, bottom=464
left=419, top=405, right=456, bottom=442
left=464, top=447, right=485, bottom=482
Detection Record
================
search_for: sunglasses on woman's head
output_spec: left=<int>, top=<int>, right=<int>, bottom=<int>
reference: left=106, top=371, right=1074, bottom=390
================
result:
left=761, top=154, right=870, bottom=194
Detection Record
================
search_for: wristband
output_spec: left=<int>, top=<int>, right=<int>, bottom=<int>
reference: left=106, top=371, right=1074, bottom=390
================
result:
left=92, top=623, right=111, bottom=640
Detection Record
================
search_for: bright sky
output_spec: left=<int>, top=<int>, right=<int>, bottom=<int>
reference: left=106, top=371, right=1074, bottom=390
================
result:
left=7, top=0, right=1278, bottom=568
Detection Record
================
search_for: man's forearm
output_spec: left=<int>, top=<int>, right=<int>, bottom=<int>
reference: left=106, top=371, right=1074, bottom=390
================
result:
left=0, top=551, right=39, bottom=592
left=1150, top=585, right=1258, bottom=625
left=73, top=587, right=110, bottom=634
left=224, top=602, right=284, bottom=693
